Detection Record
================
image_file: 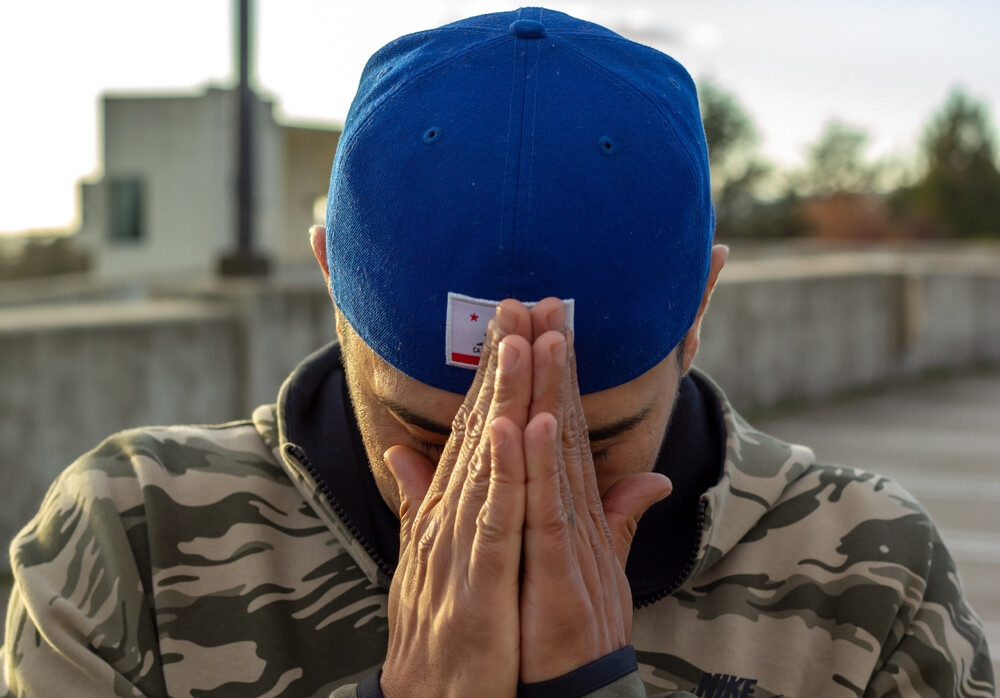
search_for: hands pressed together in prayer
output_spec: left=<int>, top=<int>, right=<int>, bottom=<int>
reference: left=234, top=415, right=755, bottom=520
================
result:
left=380, top=299, right=673, bottom=697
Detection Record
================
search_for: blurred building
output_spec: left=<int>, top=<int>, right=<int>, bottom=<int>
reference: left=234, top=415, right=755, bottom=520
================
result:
left=76, top=86, right=340, bottom=280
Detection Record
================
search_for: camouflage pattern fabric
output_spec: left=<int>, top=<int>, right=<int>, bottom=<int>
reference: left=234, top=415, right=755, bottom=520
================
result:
left=630, top=389, right=994, bottom=697
left=1, top=370, right=993, bottom=697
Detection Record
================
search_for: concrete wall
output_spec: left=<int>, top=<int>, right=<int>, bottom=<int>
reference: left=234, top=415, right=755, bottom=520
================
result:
left=0, top=301, right=241, bottom=569
left=1, top=251, right=998, bottom=572
left=699, top=252, right=1000, bottom=407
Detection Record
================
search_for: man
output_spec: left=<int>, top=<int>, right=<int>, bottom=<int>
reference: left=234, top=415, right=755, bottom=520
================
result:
left=1, top=7, right=992, bottom=697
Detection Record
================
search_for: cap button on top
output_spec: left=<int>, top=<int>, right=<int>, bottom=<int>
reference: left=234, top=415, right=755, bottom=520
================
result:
left=509, top=19, right=546, bottom=39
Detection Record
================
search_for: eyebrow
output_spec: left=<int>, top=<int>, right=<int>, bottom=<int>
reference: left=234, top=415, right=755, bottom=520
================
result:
left=376, top=395, right=453, bottom=436
left=376, top=394, right=651, bottom=443
left=587, top=405, right=651, bottom=442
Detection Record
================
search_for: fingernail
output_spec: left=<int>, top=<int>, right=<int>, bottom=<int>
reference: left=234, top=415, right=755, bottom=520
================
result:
left=498, top=338, right=518, bottom=371
left=656, top=476, right=673, bottom=502
left=490, top=421, right=506, bottom=448
left=383, top=449, right=400, bottom=479
left=495, top=305, right=517, bottom=335
left=551, top=337, right=567, bottom=367
left=546, top=304, right=565, bottom=331
left=544, top=415, right=557, bottom=442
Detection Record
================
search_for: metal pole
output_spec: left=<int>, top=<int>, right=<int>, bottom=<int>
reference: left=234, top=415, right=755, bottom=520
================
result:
left=221, top=0, right=269, bottom=276
left=237, top=0, right=252, bottom=255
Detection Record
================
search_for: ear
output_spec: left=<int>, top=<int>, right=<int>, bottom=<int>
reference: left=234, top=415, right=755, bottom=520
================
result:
left=310, top=225, right=333, bottom=294
left=680, top=244, right=728, bottom=374
left=310, top=225, right=346, bottom=341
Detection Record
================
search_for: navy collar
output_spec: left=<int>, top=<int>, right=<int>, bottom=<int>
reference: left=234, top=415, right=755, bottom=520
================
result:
left=281, top=342, right=724, bottom=601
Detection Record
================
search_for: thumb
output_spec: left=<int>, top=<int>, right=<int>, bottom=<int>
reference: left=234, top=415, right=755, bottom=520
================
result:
left=601, top=473, right=672, bottom=568
left=384, top=445, right=435, bottom=551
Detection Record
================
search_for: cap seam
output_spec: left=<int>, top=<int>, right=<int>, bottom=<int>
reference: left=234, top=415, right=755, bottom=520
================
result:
left=549, top=38, right=710, bottom=236
left=337, top=33, right=512, bottom=167
left=516, top=7, right=542, bottom=298
left=499, top=33, right=521, bottom=298
left=513, top=37, right=544, bottom=300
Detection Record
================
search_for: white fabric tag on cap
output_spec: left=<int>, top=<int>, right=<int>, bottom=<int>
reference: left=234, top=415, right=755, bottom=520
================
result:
left=446, top=292, right=575, bottom=369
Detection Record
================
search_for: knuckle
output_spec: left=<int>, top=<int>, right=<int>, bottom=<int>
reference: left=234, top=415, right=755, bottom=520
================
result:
left=469, top=447, right=491, bottom=481
left=465, top=410, right=485, bottom=441
left=476, top=508, right=506, bottom=543
left=450, top=420, right=468, bottom=442
left=563, top=414, right=584, bottom=442
left=539, top=508, right=572, bottom=540
left=416, top=530, right=436, bottom=563
left=414, top=514, right=442, bottom=564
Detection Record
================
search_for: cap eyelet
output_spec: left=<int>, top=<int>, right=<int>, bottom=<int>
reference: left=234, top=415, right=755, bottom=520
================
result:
left=598, top=136, right=617, bottom=155
left=423, top=127, right=442, bottom=144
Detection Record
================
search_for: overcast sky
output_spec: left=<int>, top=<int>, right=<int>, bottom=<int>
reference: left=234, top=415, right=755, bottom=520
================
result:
left=0, top=0, right=997, bottom=234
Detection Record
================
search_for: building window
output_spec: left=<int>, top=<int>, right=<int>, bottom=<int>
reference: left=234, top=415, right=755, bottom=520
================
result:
left=108, top=177, right=146, bottom=242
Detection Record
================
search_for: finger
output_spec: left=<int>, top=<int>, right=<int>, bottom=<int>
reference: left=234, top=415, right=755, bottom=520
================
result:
left=487, top=334, right=533, bottom=429
left=425, top=302, right=533, bottom=529
left=384, top=445, right=436, bottom=551
left=523, top=408, right=612, bottom=646
left=448, top=320, right=502, bottom=492
left=469, top=417, right=526, bottom=589
left=555, top=332, right=613, bottom=623
left=425, top=315, right=504, bottom=508
left=528, top=330, right=567, bottom=423
left=529, top=332, right=575, bottom=519
left=529, top=297, right=566, bottom=339
left=457, top=314, right=499, bottom=416
left=444, top=300, right=531, bottom=495
left=495, top=298, right=533, bottom=340
left=545, top=330, right=594, bottom=531
left=449, top=317, right=499, bottom=451
left=454, top=301, right=530, bottom=435
left=563, top=330, right=605, bottom=519
left=602, top=472, right=673, bottom=568
left=523, top=412, right=573, bottom=568
left=457, top=334, right=533, bottom=541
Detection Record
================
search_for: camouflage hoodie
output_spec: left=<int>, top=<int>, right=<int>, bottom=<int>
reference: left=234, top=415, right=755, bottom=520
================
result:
left=1, top=343, right=993, bottom=697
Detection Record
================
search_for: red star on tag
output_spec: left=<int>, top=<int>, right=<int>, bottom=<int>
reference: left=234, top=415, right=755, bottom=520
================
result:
left=470, top=313, right=479, bottom=322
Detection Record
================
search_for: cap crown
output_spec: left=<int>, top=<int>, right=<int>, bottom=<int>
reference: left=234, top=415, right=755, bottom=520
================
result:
left=327, top=7, right=713, bottom=393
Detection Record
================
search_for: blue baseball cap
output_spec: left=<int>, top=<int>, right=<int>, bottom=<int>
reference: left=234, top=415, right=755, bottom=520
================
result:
left=327, top=7, right=714, bottom=394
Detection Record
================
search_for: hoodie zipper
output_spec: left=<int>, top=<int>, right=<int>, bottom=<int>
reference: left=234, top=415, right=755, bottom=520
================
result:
left=634, top=498, right=707, bottom=609
left=283, top=442, right=394, bottom=580
left=286, top=440, right=706, bottom=604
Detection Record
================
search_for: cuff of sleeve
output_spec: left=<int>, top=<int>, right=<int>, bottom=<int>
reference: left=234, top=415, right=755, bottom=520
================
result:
left=356, top=668, right=385, bottom=698
left=517, top=646, right=638, bottom=698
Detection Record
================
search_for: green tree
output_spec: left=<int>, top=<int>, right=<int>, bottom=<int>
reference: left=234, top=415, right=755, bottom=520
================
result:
left=794, top=120, right=881, bottom=197
left=698, top=80, right=791, bottom=237
left=892, top=88, right=1000, bottom=237
left=699, top=80, right=760, bottom=183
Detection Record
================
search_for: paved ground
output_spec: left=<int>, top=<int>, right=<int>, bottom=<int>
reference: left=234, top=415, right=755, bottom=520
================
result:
left=2, top=370, right=998, bottom=680
left=754, top=368, right=1000, bottom=680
